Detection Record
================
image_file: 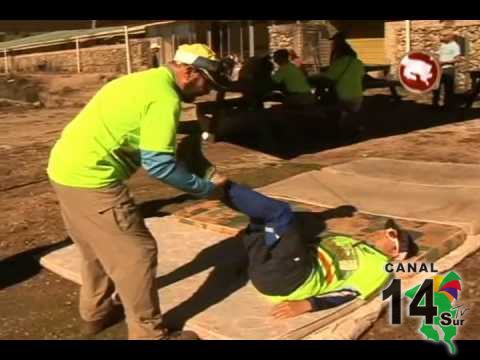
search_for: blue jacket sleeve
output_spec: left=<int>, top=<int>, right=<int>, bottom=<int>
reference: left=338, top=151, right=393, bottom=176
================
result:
left=141, top=150, right=215, bottom=198
left=307, top=289, right=359, bottom=312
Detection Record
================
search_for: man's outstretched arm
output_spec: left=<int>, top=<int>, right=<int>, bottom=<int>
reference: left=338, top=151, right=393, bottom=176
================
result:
left=140, top=100, right=225, bottom=198
left=141, top=151, right=215, bottom=198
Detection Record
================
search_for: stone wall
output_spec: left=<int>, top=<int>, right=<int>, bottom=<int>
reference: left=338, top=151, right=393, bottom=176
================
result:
left=0, top=39, right=151, bottom=74
left=386, top=20, right=480, bottom=91
left=268, top=23, right=332, bottom=71
left=269, top=24, right=302, bottom=55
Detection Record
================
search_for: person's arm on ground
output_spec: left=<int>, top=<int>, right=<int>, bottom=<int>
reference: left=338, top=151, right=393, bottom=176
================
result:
left=271, top=299, right=313, bottom=319
left=271, top=290, right=359, bottom=319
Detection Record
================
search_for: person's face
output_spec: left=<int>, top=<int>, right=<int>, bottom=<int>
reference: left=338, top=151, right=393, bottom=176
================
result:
left=365, top=229, right=399, bottom=259
left=179, top=66, right=212, bottom=102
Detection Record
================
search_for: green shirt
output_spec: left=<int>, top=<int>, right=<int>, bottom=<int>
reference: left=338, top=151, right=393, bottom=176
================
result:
left=325, top=56, right=365, bottom=102
left=47, top=67, right=181, bottom=188
left=272, top=62, right=311, bottom=94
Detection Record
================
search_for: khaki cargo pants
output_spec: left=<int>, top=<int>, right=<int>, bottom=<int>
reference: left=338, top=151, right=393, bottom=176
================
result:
left=50, top=180, right=165, bottom=339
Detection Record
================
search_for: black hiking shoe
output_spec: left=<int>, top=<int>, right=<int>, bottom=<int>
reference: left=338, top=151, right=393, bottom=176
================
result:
left=80, top=305, right=125, bottom=336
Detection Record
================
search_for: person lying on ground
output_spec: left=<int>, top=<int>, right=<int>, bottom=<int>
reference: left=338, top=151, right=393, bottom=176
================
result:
left=220, top=181, right=417, bottom=319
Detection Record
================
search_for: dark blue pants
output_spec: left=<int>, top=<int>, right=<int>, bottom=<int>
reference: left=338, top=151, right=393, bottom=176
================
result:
left=224, top=182, right=294, bottom=246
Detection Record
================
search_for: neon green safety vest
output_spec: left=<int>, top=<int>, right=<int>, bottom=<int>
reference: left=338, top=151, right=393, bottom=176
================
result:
left=265, top=235, right=392, bottom=303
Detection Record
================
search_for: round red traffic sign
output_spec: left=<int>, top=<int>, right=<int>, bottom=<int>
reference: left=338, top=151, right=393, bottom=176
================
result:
left=398, top=52, right=442, bottom=94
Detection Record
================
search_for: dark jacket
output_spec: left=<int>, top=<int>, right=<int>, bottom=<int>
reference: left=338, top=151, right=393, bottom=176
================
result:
left=242, top=221, right=315, bottom=296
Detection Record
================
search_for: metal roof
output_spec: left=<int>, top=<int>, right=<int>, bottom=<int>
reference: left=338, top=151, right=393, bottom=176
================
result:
left=0, top=21, right=177, bottom=51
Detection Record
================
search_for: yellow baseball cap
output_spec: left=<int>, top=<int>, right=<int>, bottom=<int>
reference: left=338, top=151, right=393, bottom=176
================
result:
left=174, top=43, right=218, bottom=61
left=174, top=43, right=228, bottom=89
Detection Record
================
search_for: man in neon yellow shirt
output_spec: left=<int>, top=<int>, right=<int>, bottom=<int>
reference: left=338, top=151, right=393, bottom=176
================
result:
left=272, top=49, right=316, bottom=106
left=47, top=44, right=229, bottom=340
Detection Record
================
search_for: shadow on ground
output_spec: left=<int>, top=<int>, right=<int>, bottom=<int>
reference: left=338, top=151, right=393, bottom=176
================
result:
left=139, top=193, right=197, bottom=218
left=159, top=205, right=357, bottom=330
left=201, top=95, right=480, bottom=160
left=0, top=238, right=72, bottom=290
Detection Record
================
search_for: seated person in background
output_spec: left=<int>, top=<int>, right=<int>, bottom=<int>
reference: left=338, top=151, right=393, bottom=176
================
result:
left=221, top=181, right=417, bottom=319
left=272, top=49, right=316, bottom=106
left=237, top=55, right=276, bottom=109
left=288, top=49, right=308, bottom=76
left=196, top=55, right=276, bottom=141
left=317, top=33, right=365, bottom=117
left=229, top=54, right=242, bottom=82
left=322, top=34, right=365, bottom=115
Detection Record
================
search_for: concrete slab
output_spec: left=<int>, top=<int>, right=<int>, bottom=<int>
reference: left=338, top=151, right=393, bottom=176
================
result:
left=259, top=161, right=480, bottom=235
left=174, top=200, right=466, bottom=265
left=327, top=157, right=480, bottom=187
left=40, top=216, right=366, bottom=340
left=39, top=158, right=479, bottom=339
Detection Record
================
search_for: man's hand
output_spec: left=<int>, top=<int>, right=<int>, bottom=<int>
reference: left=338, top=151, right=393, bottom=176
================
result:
left=205, top=172, right=229, bottom=201
left=271, top=300, right=313, bottom=320
left=211, top=172, right=228, bottom=187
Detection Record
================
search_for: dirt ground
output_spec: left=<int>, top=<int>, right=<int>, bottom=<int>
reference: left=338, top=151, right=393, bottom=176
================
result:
left=0, top=74, right=479, bottom=340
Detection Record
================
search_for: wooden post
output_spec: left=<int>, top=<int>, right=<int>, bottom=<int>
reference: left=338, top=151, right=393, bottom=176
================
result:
left=171, top=33, right=176, bottom=52
left=315, top=31, right=322, bottom=71
left=207, top=29, right=212, bottom=48
left=159, top=37, right=165, bottom=65
left=405, top=20, right=411, bottom=53
left=248, top=21, right=255, bottom=57
left=240, top=24, right=244, bottom=60
left=124, top=26, right=132, bottom=74
left=75, top=38, right=81, bottom=73
left=227, top=24, right=231, bottom=55
left=188, top=23, right=193, bottom=44
left=219, top=26, right=224, bottom=57
left=3, top=49, right=8, bottom=74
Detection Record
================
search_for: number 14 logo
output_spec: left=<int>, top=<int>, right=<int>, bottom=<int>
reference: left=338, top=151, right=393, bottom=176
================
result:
left=383, top=279, right=438, bottom=325
left=382, top=272, right=466, bottom=355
